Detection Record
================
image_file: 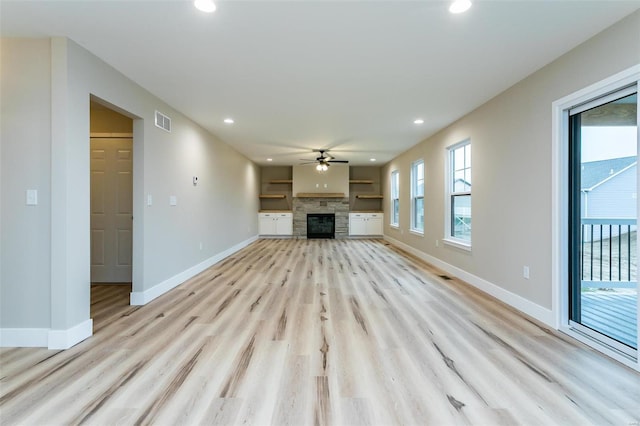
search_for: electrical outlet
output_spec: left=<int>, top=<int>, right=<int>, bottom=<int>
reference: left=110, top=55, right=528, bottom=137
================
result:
left=199, top=242, right=203, bottom=250
left=435, top=239, right=439, bottom=247
left=523, top=266, right=530, bottom=279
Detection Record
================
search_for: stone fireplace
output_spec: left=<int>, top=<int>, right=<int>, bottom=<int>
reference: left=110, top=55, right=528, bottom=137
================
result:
left=293, top=197, right=349, bottom=238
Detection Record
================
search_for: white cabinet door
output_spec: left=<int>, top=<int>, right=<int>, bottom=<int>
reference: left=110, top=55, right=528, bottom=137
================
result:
left=349, top=213, right=368, bottom=235
left=259, top=212, right=292, bottom=235
left=276, top=213, right=293, bottom=235
left=259, top=213, right=277, bottom=235
left=368, top=213, right=383, bottom=235
left=350, top=213, right=384, bottom=236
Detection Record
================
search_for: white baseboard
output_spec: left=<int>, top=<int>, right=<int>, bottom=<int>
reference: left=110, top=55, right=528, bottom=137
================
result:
left=48, top=318, right=93, bottom=350
left=0, top=327, right=49, bottom=347
left=384, top=236, right=554, bottom=327
left=1, top=318, right=93, bottom=349
left=130, top=235, right=259, bottom=306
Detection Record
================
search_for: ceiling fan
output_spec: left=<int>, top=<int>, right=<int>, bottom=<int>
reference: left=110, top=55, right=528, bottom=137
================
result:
left=300, top=149, right=349, bottom=171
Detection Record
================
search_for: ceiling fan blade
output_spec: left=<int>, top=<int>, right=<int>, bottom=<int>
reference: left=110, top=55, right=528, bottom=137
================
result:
left=328, top=160, right=349, bottom=163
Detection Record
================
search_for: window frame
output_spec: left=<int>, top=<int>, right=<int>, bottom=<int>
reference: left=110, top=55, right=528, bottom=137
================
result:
left=445, top=140, right=472, bottom=249
left=410, top=159, right=425, bottom=234
left=390, top=170, right=399, bottom=227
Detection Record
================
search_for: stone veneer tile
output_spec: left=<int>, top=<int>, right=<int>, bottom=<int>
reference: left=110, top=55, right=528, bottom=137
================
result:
left=293, top=197, right=350, bottom=238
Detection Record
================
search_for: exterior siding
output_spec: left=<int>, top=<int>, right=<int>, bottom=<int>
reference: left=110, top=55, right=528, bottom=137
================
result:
left=584, top=165, right=636, bottom=219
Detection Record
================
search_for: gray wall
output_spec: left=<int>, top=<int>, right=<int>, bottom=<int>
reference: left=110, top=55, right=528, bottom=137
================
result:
left=260, top=166, right=293, bottom=211
left=292, top=164, right=349, bottom=195
left=349, top=166, right=382, bottom=212
left=1, top=37, right=260, bottom=332
left=383, top=11, right=640, bottom=311
left=1, top=39, right=52, bottom=328
left=90, top=102, right=133, bottom=134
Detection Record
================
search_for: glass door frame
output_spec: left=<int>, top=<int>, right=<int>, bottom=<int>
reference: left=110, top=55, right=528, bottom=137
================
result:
left=552, top=65, right=640, bottom=371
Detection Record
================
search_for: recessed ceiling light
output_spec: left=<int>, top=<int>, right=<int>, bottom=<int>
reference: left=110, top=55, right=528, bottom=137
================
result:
left=449, top=0, right=472, bottom=14
left=370, top=158, right=377, bottom=162
left=194, top=0, right=216, bottom=13
left=267, top=158, right=273, bottom=162
left=223, top=118, right=234, bottom=124
left=414, top=119, right=424, bottom=124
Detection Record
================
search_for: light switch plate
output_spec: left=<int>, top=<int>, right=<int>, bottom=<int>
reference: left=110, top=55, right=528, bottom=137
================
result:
left=147, top=194, right=153, bottom=206
left=170, top=195, right=177, bottom=206
left=26, top=189, right=38, bottom=206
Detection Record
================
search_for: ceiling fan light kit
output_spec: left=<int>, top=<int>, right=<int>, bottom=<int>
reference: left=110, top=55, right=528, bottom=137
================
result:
left=301, top=149, right=349, bottom=173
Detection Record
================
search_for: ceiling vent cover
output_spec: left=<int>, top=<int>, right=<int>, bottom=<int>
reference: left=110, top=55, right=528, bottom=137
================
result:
left=155, top=110, right=171, bottom=133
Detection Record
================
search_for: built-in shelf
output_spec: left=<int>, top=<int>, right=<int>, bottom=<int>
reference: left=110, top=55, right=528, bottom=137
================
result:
left=356, top=195, right=383, bottom=199
left=269, top=179, right=293, bottom=184
left=259, top=194, right=287, bottom=199
left=296, top=193, right=345, bottom=198
left=349, top=179, right=374, bottom=184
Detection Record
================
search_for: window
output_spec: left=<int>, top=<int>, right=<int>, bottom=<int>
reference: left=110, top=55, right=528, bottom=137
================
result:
left=391, top=170, right=399, bottom=226
left=446, top=140, right=471, bottom=246
left=411, top=160, right=424, bottom=233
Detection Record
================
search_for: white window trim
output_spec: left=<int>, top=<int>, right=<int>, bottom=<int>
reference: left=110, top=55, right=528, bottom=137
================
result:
left=445, top=139, right=471, bottom=248
left=551, top=64, right=639, bottom=371
left=390, top=170, right=399, bottom=227
left=443, top=237, right=472, bottom=251
left=410, top=159, right=424, bottom=234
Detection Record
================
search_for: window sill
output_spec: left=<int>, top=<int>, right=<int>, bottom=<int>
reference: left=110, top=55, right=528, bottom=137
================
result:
left=409, top=229, right=424, bottom=236
left=390, top=224, right=399, bottom=229
left=443, top=238, right=472, bottom=252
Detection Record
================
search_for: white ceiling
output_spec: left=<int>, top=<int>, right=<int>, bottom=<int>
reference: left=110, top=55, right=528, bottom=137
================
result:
left=2, top=0, right=639, bottom=165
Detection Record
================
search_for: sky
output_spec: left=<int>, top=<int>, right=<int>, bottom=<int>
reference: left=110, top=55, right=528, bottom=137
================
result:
left=581, top=126, right=638, bottom=163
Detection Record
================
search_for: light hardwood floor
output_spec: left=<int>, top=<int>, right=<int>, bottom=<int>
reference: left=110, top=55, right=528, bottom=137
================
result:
left=1, top=239, right=639, bottom=425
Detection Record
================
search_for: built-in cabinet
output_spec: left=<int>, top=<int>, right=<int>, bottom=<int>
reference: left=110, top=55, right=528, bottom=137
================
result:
left=349, top=212, right=383, bottom=236
left=258, top=166, right=384, bottom=238
left=258, top=212, right=293, bottom=236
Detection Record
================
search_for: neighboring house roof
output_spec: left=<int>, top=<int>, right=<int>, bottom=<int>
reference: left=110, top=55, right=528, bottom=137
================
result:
left=581, top=156, right=637, bottom=191
left=454, top=178, right=471, bottom=188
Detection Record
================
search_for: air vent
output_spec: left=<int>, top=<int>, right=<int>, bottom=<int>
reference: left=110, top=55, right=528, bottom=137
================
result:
left=155, top=110, right=171, bottom=133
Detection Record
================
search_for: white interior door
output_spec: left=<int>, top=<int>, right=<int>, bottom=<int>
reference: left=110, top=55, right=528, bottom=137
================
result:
left=90, top=137, right=133, bottom=283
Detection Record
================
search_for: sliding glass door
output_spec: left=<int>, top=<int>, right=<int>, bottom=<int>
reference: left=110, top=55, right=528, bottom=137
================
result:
left=569, top=86, right=638, bottom=355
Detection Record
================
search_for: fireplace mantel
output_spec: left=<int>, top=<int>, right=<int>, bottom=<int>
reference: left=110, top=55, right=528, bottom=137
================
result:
left=296, top=193, right=345, bottom=198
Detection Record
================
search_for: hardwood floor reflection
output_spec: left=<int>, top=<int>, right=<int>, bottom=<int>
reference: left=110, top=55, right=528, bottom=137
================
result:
left=90, top=283, right=133, bottom=333
left=1, top=239, right=639, bottom=425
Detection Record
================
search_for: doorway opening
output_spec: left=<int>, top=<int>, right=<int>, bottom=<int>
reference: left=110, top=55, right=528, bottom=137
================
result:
left=90, top=99, right=134, bottom=331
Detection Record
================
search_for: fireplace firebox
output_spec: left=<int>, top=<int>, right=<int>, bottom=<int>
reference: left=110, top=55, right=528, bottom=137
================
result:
left=307, top=213, right=335, bottom=239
